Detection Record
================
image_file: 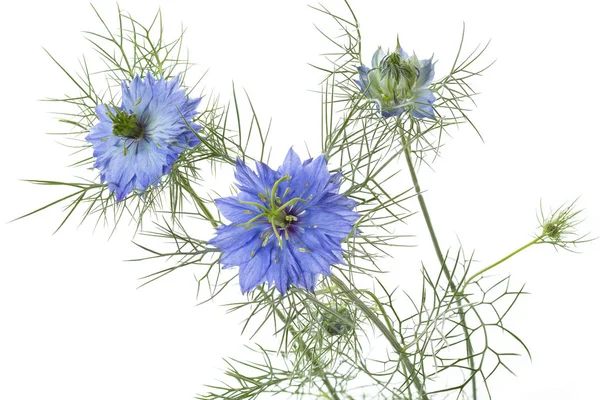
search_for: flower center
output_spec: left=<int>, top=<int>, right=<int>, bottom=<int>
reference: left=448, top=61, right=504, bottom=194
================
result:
left=109, top=108, right=145, bottom=140
left=238, top=174, right=308, bottom=250
left=267, top=208, right=297, bottom=230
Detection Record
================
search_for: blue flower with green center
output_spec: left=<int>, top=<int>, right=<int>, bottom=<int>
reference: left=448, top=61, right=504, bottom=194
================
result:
left=86, top=73, right=201, bottom=201
left=356, top=43, right=435, bottom=119
left=208, top=149, right=359, bottom=295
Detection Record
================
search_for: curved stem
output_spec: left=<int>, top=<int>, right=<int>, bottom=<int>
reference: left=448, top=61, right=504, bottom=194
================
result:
left=463, top=237, right=541, bottom=290
left=400, top=130, right=477, bottom=400
left=330, top=274, right=429, bottom=400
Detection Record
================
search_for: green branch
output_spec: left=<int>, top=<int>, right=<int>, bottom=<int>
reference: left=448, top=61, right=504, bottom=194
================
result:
left=463, top=237, right=541, bottom=290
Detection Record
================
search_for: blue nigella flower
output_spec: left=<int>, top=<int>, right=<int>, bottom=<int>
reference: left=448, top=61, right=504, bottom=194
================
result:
left=356, top=42, right=435, bottom=119
left=86, top=73, right=201, bottom=201
left=208, top=148, right=359, bottom=295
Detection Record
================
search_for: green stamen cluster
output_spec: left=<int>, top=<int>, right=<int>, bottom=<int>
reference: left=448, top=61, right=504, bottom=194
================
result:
left=109, top=108, right=144, bottom=140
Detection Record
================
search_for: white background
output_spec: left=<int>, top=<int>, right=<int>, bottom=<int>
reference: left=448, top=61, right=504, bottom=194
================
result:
left=1, top=0, right=599, bottom=399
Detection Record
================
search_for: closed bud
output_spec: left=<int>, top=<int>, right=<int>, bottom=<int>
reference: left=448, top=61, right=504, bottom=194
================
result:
left=322, top=307, right=354, bottom=336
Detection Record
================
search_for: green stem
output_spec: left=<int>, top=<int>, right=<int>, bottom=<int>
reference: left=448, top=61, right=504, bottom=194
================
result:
left=179, top=176, right=219, bottom=228
left=463, top=237, right=541, bottom=290
left=399, top=130, right=477, bottom=400
left=330, top=274, right=429, bottom=400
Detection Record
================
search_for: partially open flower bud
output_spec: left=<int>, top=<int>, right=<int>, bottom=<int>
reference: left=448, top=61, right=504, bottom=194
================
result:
left=356, top=42, right=435, bottom=119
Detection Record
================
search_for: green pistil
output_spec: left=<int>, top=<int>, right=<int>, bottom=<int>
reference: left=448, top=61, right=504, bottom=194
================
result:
left=379, top=53, right=419, bottom=101
left=270, top=175, right=291, bottom=209
left=382, top=53, right=418, bottom=83
left=275, top=196, right=308, bottom=214
left=108, top=108, right=144, bottom=140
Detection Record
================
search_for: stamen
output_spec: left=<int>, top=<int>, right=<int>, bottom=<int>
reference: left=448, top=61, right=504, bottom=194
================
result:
left=262, top=232, right=271, bottom=247
left=271, top=220, right=284, bottom=249
left=240, top=212, right=268, bottom=227
left=238, top=199, right=268, bottom=213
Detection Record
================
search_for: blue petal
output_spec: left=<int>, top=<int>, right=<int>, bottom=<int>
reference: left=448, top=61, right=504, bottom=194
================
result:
left=234, top=158, right=266, bottom=195
left=356, top=66, right=371, bottom=93
left=121, top=75, right=152, bottom=114
left=357, top=65, right=370, bottom=76
left=219, top=236, right=262, bottom=267
left=278, top=148, right=302, bottom=176
left=266, top=248, right=292, bottom=294
left=289, top=245, right=331, bottom=276
left=411, top=91, right=436, bottom=119
left=417, top=58, right=436, bottom=87
left=215, top=196, right=261, bottom=224
left=301, top=209, right=355, bottom=240
left=254, top=161, right=279, bottom=190
left=208, top=224, right=262, bottom=252
left=381, top=106, right=405, bottom=118
left=239, top=245, right=273, bottom=293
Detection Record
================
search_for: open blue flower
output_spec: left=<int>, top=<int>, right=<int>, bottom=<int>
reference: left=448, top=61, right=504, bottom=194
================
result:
left=356, top=43, right=435, bottom=119
left=208, top=149, right=359, bottom=295
left=86, top=73, right=201, bottom=201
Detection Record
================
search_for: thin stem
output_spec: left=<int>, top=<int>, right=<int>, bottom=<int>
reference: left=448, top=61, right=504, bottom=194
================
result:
left=330, top=274, right=429, bottom=400
left=399, top=129, right=476, bottom=399
left=463, top=237, right=541, bottom=290
left=196, top=197, right=219, bottom=228
left=179, top=176, right=219, bottom=228
left=400, top=133, right=455, bottom=289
